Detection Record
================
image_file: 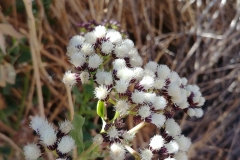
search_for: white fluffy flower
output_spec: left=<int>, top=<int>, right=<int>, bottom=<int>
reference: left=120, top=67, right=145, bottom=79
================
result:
left=144, top=92, right=156, bottom=104
left=178, top=100, right=189, bottom=109
left=109, top=143, right=125, bottom=160
left=57, top=136, right=75, bottom=154
left=84, top=32, right=97, bottom=44
left=93, top=134, right=103, bottom=145
left=39, top=124, right=57, bottom=146
left=117, top=67, right=133, bottom=82
left=106, top=30, right=122, bottom=44
left=114, top=45, right=128, bottom=58
left=174, top=152, right=188, bottom=160
left=157, top=65, right=171, bottom=79
left=145, top=61, right=158, bottom=73
left=131, top=90, right=145, bottom=104
left=132, top=67, right=144, bottom=80
left=165, top=119, right=181, bottom=137
left=140, top=149, right=153, bottom=160
left=187, top=108, right=195, bottom=117
left=108, top=126, right=120, bottom=140
left=93, top=25, right=106, bottom=38
left=88, top=54, right=103, bottom=69
left=129, top=54, right=143, bottom=67
left=122, top=39, right=134, bottom=50
left=139, top=76, right=154, bottom=90
left=113, top=59, right=126, bottom=70
left=114, top=80, right=129, bottom=93
left=154, top=78, right=166, bottom=90
left=62, top=70, right=78, bottom=87
left=101, top=41, right=114, bottom=55
left=80, top=71, right=89, bottom=84
left=138, top=105, right=151, bottom=119
left=194, top=108, right=204, bottom=118
left=95, top=70, right=107, bottom=85
left=174, top=135, right=192, bottom=151
left=69, top=35, right=85, bottom=47
left=153, top=96, right=167, bottom=110
left=168, top=83, right=182, bottom=103
left=169, top=72, right=180, bottom=83
left=30, top=116, right=48, bottom=134
left=104, top=72, right=113, bottom=85
left=149, top=135, right=164, bottom=151
left=151, top=113, right=166, bottom=128
left=198, top=97, right=205, bottom=106
left=80, top=43, right=94, bottom=56
left=114, top=100, right=130, bottom=116
left=24, top=143, right=42, bottom=160
left=94, top=85, right=109, bottom=100
left=164, top=140, right=179, bottom=153
left=69, top=52, right=86, bottom=68
left=59, top=120, right=73, bottom=134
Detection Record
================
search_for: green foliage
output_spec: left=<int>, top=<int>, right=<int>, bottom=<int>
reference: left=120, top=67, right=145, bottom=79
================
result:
left=70, top=115, right=85, bottom=155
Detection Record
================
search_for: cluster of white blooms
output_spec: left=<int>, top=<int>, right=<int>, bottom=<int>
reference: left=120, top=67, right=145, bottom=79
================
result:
left=24, top=116, right=74, bottom=160
left=62, top=24, right=205, bottom=160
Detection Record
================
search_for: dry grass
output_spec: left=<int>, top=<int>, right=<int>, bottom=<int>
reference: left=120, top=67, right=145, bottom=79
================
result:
left=0, top=0, right=239, bottom=160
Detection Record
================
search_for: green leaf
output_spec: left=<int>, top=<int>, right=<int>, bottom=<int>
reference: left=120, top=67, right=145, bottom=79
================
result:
left=96, top=100, right=105, bottom=118
left=70, top=115, right=85, bottom=155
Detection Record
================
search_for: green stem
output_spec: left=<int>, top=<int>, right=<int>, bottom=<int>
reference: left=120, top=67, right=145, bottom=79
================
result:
left=108, top=98, right=116, bottom=105
left=76, top=143, right=98, bottom=160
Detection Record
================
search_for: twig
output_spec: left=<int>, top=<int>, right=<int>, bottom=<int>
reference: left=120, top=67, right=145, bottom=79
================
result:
left=0, top=133, right=23, bottom=153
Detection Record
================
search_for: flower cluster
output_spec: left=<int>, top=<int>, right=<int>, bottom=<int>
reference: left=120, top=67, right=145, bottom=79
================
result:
left=23, top=116, right=75, bottom=160
left=62, top=23, right=205, bottom=160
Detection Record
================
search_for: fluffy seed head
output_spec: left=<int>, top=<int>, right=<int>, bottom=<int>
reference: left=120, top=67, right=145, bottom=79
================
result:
left=117, top=67, right=133, bottom=82
left=132, top=67, right=144, bottom=80
left=80, top=71, right=89, bottom=84
left=164, top=140, right=179, bottom=153
left=113, top=59, right=126, bottom=70
left=145, top=61, right=158, bottom=73
left=138, top=105, right=151, bottom=119
left=24, top=143, right=42, bottom=160
left=80, top=43, right=94, bottom=56
left=144, top=92, right=156, bottom=104
left=69, top=35, right=85, bottom=47
left=139, top=76, right=154, bottom=90
left=84, top=32, right=97, bottom=44
left=174, top=135, right=192, bottom=151
left=101, top=41, right=114, bottom=55
left=122, top=39, right=134, bottom=50
left=106, top=30, right=122, bottom=44
left=149, top=135, right=164, bottom=151
left=30, top=116, right=48, bottom=134
left=93, top=134, right=103, bottom=145
left=59, top=120, right=73, bottom=134
left=108, top=126, right=119, bottom=140
left=62, top=70, right=78, bottom=87
left=165, top=119, right=181, bottom=137
left=151, top=113, right=166, bottom=128
left=114, top=45, right=128, bottom=58
left=109, top=143, right=126, bottom=160
left=140, top=149, right=153, bottom=160
left=94, top=85, right=109, bottom=100
left=88, top=54, right=103, bottom=69
left=129, top=55, right=143, bottom=67
left=114, top=100, right=130, bottom=116
left=114, top=80, right=129, bottom=93
left=39, top=124, right=57, bottom=146
left=153, top=96, right=167, bottom=110
left=154, top=78, right=166, bottom=90
left=187, top=108, right=195, bottom=117
left=95, top=70, right=107, bottom=85
left=69, top=52, right=86, bottom=68
left=157, top=65, right=171, bottom=79
left=131, top=90, right=145, bottom=104
left=93, top=25, right=106, bottom=38
left=194, top=108, right=204, bottom=118
left=174, top=152, right=188, bottom=160
left=57, top=136, right=75, bottom=154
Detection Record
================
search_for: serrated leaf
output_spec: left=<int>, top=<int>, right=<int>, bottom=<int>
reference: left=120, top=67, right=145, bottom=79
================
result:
left=96, top=100, right=105, bottom=118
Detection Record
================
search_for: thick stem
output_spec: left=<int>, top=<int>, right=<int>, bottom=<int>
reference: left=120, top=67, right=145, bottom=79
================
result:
left=66, top=86, right=74, bottom=121
left=124, top=145, right=141, bottom=160
left=76, top=143, right=98, bottom=160
left=128, top=121, right=148, bottom=134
